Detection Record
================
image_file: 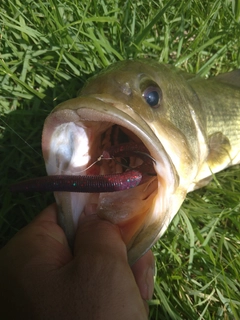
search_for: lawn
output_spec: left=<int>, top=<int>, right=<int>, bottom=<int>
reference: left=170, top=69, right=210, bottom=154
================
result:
left=0, top=0, right=240, bottom=319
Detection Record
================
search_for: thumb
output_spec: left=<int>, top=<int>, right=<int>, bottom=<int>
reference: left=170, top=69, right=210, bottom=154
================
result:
left=73, top=215, right=127, bottom=262
left=72, top=215, right=148, bottom=320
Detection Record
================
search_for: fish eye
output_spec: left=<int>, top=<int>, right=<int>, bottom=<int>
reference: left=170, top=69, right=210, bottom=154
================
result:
left=142, top=86, right=162, bottom=109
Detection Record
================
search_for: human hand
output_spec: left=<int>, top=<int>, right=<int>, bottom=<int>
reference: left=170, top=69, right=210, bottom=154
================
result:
left=0, top=203, right=155, bottom=320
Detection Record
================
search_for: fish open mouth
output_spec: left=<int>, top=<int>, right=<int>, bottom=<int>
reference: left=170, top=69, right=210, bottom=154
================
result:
left=41, top=97, right=175, bottom=263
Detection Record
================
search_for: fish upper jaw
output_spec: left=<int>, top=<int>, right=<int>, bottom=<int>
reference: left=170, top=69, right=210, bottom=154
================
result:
left=42, top=96, right=177, bottom=264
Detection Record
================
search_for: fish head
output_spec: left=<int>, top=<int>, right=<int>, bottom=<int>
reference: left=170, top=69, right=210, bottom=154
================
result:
left=42, top=60, right=206, bottom=264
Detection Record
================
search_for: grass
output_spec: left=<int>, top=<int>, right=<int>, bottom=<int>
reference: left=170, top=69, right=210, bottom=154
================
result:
left=1, top=0, right=240, bottom=319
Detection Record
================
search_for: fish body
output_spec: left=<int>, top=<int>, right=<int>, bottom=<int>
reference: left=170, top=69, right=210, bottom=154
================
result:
left=42, top=60, right=240, bottom=265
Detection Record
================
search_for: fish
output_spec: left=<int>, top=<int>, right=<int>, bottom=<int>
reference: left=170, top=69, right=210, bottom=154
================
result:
left=24, top=60, right=240, bottom=265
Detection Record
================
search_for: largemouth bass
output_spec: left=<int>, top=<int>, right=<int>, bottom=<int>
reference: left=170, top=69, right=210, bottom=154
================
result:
left=39, top=60, right=240, bottom=264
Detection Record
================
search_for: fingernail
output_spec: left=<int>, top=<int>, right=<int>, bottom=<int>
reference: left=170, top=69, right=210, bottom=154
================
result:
left=145, top=264, right=155, bottom=300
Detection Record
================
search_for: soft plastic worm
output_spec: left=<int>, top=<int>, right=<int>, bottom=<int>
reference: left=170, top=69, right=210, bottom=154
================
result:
left=10, top=170, right=142, bottom=193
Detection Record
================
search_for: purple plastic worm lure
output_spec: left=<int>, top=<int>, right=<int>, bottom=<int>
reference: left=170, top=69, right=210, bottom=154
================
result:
left=10, top=170, right=142, bottom=193
left=10, top=143, right=155, bottom=194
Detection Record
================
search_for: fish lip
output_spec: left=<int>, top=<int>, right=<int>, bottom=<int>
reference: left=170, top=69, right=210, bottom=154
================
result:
left=42, top=96, right=177, bottom=263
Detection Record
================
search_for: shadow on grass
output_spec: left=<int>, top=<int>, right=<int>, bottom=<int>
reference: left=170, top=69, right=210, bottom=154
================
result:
left=0, top=78, right=84, bottom=248
left=0, top=107, right=52, bottom=247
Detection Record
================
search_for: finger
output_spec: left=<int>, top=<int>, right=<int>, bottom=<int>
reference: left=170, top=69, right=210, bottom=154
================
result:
left=1, top=204, right=72, bottom=268
left=72, top=215, right=148, bottom=319
left=131, top=250, right=155, bottom=301
left=74, top=214, right=127, bottom=261
left=33, top=202, right=58, bottom=224
left=31, top=203, right=70, bottom=249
